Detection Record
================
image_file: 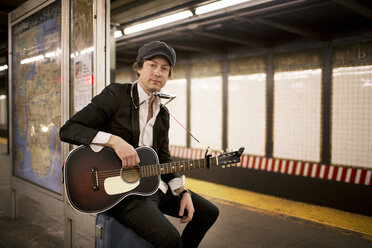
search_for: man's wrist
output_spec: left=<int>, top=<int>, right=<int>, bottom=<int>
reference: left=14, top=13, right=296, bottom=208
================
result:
left=169, top=176, right=185, bottom=196
left=178, top=189, right=191, bottom=198
left=175, top=186, right=187, bottom=195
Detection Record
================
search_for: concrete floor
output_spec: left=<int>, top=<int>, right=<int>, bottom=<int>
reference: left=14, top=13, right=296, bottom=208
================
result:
left=0, top=196, right=372, bottom=248
left=1, top=142, right=372, bottom=248
left=1, top=192, right=372, bottom=247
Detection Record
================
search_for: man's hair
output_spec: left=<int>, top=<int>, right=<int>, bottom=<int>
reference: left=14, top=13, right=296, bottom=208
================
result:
left=132, top=58, right=173, bottom=78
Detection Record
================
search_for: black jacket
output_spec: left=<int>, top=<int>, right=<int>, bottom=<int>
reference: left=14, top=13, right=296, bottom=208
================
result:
left=59, top=82, right=179, bottom=183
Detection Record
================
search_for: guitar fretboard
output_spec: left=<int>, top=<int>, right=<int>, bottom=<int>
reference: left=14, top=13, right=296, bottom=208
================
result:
left=140, top=157, right=217, bottom=178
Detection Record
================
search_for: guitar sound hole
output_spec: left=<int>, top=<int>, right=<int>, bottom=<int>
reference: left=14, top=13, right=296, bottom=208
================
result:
left=120, top=168, right=140, bottom=183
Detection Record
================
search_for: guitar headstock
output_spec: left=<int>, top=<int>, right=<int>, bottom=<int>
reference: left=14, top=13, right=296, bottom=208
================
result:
left=217, top=147, right=245, bottom=168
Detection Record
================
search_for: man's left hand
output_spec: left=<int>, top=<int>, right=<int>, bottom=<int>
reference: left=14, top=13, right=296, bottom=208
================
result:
left=179, top=192, right=194, bottom=223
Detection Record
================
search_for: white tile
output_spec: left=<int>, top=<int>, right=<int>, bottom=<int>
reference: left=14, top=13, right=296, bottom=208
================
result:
left=331, top=65, right=372, bottom=168
left=273, top=69, right=322, bottom=162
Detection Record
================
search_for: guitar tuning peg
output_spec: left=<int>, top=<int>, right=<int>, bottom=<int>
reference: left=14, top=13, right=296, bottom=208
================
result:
left=227, top=164, right=231, bottom=167
left=222, top=165, right=226, bottom=169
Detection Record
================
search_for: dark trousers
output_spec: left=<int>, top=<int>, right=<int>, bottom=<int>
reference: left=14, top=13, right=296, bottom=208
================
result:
left=108, top=189, right=219, bottom=248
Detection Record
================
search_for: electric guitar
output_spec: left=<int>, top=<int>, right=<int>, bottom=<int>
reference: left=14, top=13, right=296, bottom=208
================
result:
left=64, top=145, right=244, bottom=214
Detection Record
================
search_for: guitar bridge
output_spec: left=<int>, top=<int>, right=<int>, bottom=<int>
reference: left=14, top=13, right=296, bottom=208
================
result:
left=91, top=168, right=99, bottom=191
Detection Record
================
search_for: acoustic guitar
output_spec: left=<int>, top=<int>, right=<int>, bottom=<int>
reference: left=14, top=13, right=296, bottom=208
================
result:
left=63, top=145, right=244, bottom=214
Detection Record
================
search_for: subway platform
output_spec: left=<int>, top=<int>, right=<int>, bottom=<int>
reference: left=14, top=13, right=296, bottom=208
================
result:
left=1, top=140, right=372, bottom=248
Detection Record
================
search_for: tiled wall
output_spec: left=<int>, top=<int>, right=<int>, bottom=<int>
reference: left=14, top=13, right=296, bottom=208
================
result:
left=163, top=78, right=187, bottom=147
left=228, top=56, right=266, bottom=156
left=331, top=43, right=372, bottom=169
left=273, top=69, right=322, bottom=162
left=190, top=76, right=222, bottom=149
left=189, top=61, right=223, bottom=150
left=332, top=65, right=372, bottom=168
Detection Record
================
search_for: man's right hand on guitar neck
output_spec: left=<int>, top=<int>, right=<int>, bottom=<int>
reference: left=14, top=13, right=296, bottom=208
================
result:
left=105, top=135, right=140, bottom=168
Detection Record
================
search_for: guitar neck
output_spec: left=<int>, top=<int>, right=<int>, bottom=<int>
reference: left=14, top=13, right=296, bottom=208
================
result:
left=140, top=157, right=217, bottom=178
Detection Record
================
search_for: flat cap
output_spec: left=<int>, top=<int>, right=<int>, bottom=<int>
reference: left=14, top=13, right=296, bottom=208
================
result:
left=136, top=41, right=176, bottom=67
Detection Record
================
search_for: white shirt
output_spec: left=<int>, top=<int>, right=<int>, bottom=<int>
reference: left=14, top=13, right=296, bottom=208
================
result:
left=137, top=82, right=160, bottom=148
left=90, top=82, right=184, bottom=195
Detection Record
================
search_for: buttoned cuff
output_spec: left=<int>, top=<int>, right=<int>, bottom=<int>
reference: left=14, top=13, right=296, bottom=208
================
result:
left=168, top=175, right=185, bottom=196
left=90, top=131, right=111, bottom=152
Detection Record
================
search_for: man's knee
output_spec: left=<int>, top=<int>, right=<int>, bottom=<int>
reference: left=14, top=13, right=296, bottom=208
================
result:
left=208, top=204, right=219, bottom=225
left=165, top=234, right=182, bottom=248
left=155, top=228, right=182, bottom=248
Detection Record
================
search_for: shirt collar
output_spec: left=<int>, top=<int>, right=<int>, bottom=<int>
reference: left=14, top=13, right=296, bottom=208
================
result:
left=137, top=82, right=160, bottom=106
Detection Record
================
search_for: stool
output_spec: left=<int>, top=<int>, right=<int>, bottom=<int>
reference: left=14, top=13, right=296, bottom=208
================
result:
left=95, top=212, right=153, bottom=248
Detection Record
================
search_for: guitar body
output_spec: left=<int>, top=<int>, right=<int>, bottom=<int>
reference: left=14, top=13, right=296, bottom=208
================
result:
left=64, top=145, right=244, bottom=214
left=64, top=146, right=160, bottom=214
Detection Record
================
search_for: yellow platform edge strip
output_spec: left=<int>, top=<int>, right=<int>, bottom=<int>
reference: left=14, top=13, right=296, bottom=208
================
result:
left=186, top=178, right=372, bottom=237
left=0, top=137, right=7, bottom=144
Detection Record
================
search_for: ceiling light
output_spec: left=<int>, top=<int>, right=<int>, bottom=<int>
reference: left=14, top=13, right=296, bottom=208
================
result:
left=195, top=0, right=252, bottom=15
left=80, top=46, right=94, bottom=55
left=114, top=30, right=123, bottom=38
left=0, top=64, right=8, bottom=71
left=20, top=55, right=44, bottom=65
left=124, top=10, right=193, bottom=35
left=45, top=51, right=56, bottom=58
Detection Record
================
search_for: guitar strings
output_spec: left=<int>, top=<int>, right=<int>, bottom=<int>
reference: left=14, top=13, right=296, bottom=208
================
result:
left=95, top=166, right=151, bottom=178
left=94, top=158, right=208, bottom=183
left=96, top=169, right=139, bottom=177
left=94, top=166, right=174, bottom=184
left=93, top=159, right=211, bottom=186
left=95, top=159, right=207, bottom=176
left=96, top=169, right=142, bottom=184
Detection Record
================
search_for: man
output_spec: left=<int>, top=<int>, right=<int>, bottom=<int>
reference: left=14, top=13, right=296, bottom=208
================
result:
left=60, top=41, right=219, bottom=247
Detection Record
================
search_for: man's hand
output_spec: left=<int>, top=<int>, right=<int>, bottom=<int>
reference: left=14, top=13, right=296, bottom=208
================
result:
left=178, top=189, right=194, bottom=223
left=105, top=135, right=140, bottom=168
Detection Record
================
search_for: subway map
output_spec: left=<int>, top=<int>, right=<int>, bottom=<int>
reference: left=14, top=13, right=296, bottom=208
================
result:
left=12, top=1, right=61, bottom=193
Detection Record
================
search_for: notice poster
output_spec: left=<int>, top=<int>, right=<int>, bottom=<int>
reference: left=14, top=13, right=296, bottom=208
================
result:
left=73, top=52, right=93, bottom=113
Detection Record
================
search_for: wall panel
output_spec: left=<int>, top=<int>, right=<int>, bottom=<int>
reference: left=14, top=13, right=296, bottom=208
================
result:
left=332, top=42, right=372, bottom=168
left=163, top=64, right=187, bottom=147
left=273, top=50, right=322, bottom=162
left=190, top=61, right=222, bottom=150
left=228, top=57, right=266, bottom=155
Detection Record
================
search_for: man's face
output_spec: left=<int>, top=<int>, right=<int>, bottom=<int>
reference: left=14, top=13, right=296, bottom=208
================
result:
left=138, top=56, right=171, bottom=95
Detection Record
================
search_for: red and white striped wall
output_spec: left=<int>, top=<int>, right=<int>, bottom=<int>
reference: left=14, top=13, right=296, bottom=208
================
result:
left=169, top=146, right=372, bottom=186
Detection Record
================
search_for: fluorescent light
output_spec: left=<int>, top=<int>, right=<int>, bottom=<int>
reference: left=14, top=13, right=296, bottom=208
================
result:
left=45, top=49, right=61, bottom=58
left=20, top=55, right=45, bottom=64
left=70, top=46, right=94, bottom=58
left=114, top=30, right=123, bottom=38
left=81, top=46, right=94, bottom=55
left=124, top=10, right=193, bottom=35
left=0, top=64, right=8, bottom=71
left=195, top=0, right=252, bottom=15
left=45, top=51, right=56, bottom=58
